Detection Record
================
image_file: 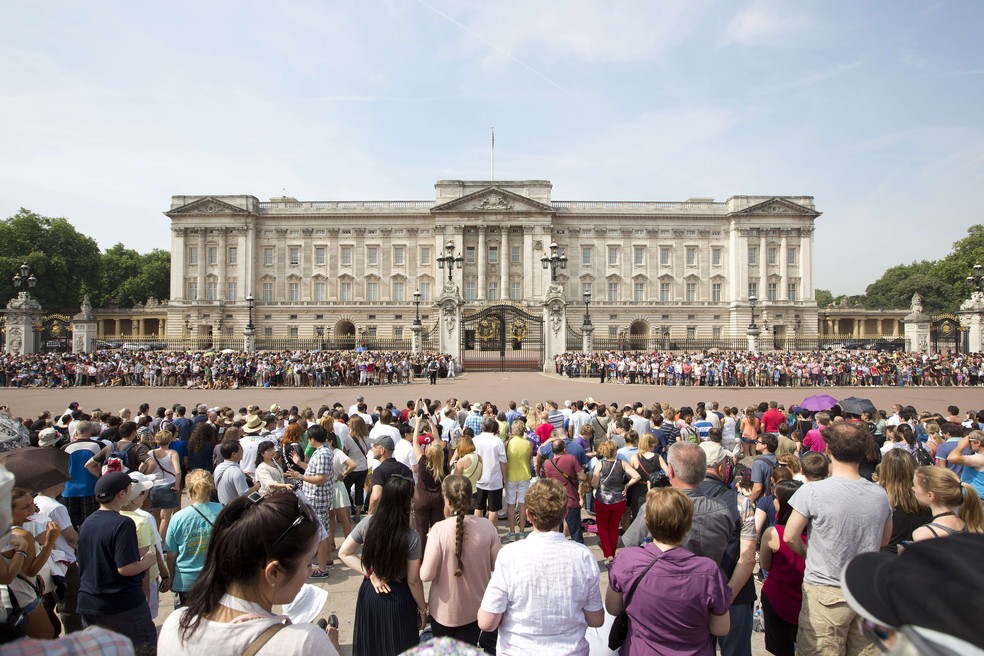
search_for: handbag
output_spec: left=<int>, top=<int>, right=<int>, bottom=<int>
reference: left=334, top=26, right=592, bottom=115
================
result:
left=0, top=586, right=30, bottom=644
left=608, top=551, right=661, bottom=650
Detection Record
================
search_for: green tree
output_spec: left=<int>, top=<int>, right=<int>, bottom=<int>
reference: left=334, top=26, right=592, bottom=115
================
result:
left=815, top=289, right=834, bottom=307
left=863, top=260, right=953, bottom=313
left=96, top=244, right=170, bottom=307
left=0, top=209, right=102, bottom=311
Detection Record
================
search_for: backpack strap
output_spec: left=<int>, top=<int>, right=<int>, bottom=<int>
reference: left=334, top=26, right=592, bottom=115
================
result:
left=242, top=622, right=287, bottom=656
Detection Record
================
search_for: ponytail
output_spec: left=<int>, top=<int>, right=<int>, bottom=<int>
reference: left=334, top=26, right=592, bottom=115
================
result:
left=454, top=511, right=465, bottom=577
left=441, top=474, right=474, bottom=578
left=959, top=483, right=984, bottom=534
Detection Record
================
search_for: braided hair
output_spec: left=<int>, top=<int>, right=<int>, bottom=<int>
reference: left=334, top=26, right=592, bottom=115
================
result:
left=442, top=475, right=474, bottom=577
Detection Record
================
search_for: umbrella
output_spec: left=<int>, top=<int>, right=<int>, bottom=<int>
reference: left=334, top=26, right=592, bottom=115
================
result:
left=838, top=396, right=877, bottom=416
left=800, top=394, right=838, bottom=412
left=0, top=447, right=70, bottom=493
left=221, top=348, right=236, bottom=354
left=0, top=412, right=31, bottom=453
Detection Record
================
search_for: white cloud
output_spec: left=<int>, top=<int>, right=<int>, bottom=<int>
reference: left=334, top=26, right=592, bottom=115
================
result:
left=721, top=0, right=817, bottom=48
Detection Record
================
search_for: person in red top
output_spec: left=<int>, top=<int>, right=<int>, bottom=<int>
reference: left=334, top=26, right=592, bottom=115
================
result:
left=540, top=439, right=587, bottom=543
left=759, top=479, right=807, bottom=656
left=761, top=401, right=786, bottom=434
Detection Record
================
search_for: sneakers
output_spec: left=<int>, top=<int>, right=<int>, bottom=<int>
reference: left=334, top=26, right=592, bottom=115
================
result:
left=310, top=569, right=330, bottom=579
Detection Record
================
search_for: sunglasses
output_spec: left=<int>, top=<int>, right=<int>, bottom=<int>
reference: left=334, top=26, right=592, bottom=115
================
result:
left=245, top=490, right=316, bottom=547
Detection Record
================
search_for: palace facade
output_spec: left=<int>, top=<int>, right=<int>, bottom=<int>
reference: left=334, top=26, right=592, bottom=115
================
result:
left=165, top=180, right=821, bottom=347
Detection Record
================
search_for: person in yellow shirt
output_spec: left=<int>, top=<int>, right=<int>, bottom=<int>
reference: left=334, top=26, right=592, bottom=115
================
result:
left=504, top=422, right=533, bottom=541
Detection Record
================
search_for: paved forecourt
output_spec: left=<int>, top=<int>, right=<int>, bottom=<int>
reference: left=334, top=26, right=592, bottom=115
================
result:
left=5, top=372, right=979, bottom=654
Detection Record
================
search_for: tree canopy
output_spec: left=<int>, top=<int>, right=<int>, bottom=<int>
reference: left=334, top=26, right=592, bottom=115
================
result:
left=0, top=209, right=169, bottom=312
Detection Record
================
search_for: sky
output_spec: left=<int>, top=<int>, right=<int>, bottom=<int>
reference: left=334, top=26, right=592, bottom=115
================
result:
left=1, top=0, right=982, bottom=295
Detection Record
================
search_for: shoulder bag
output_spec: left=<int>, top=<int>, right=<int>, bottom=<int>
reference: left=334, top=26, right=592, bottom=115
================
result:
left=609, top=551, right=661, bottom=650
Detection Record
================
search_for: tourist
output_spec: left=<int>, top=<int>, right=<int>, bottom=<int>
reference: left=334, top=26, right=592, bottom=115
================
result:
left=784, top=423, right=893, bottom=655
left=478, top=478, right=604, bottom=655
left=4, top=488, right=59, bottom=638
left=591, top=439, right=641, bottom=565
left=450, top=432, right=483, bottom=491
left=910, top=466, right=984, bottom=540
left=120, top=473, right=167, bottom=619
left=539, top=438, right=587, bottom=543
left=945, top=429, right=984, bottom=496
left=214, top=440, right=261, bottom=505
left=472, top=417, right=507, bottom=528
left=758, top=480, right=806, bottom=656
left=158, top=490, right=340, bottom=655
left=338, top=475, right=425, bottom=656
left=76, top=472, right=158, bottom=651
left=255, top=441, right=292, bottom=497
left=147, top=429, right=182, bottom=538
left=876, top=450, right=931, bottom=553
left=285, top=424, right=335, bottom=578
left=186, top=422, right=218, bottom=474
left=61, top=420, right=103, bottom=529
left=420, top=475, right=501, bottom=648
left=503, top=421, right=532, bottom=540
left=164, top=470, right=222, bottom=607
left=410, top=418, right=445, bottom=552
left=32, top=481, right=82, bottom=633
left=341, top=414, right=370, bottom=519
left=738, top=406, right=760, bottom=459
left=606, top=487, right=731, bottom=655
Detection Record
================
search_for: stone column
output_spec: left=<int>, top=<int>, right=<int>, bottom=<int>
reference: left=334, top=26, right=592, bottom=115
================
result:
left=542, top=282, right=566, bottom=373
left=746, top=324, right=760, bottom=354
left=218, top=227, right=228, bottom=302
left=523, top=226, right=534, bottom=300
left=477, top=225, right=486, bottom=301
left=197, top=228, right=207, bottom=303
left=780, top=232, right=789, bottom=300
left=411, top=323, right=422, bottom=355
left=72, top=294, right=97, bottom=353
left=436, top=287, right=463, bottom=366
left=801, top=228, right=813, bottom=303
left=243, top=326, right=256, bottom=352
left=171, top=227, right=186, bottom=301
left=500, top=227, right=509, bottom=300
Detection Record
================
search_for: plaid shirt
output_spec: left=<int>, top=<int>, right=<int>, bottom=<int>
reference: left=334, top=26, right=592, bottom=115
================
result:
left=302, top=445, right=336, bottom=514
left=4, top=626, right=134, bottom=656
left=464, top=412, right=483, bottom=436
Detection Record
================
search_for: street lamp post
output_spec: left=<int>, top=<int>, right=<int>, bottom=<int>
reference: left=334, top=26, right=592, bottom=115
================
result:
left=748, top=294, right=759, bottom=330
left=246, top=294, right=255, bottom=331
left=11, top=262, right=37, bottom=300
left=540, top=242, right=568, bottom=283
left=747, top=294, right=760, bottom=352
left=967, top=263, right=984, bottom=293
left=437, top=240, right=463, bottom=285
left=413, top=289, right=422, bottom=326
left=582, top=290, right=592, bottom=328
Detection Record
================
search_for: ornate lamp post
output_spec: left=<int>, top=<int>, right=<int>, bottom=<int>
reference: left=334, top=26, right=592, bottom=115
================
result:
left=966, top=263, right=984, bottom=293
left=582, top=290, right=592, bottom=328
left=540, top=242, right=568, bottom=283
left=747, top=294, right=760, bottom=352
left=245, top=294, right=255, bottom=331
left=12, top=262, right=37, bottom=300
left=437, top=240, right=463, bottom=285
left=581, top=289, right=593, bottom=354
left=413, top=289, right=422, bottom=327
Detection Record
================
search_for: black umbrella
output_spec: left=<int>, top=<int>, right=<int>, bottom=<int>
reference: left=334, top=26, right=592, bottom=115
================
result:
left=838, top=396, right=877, bottom=416
left=0, top=412, right=30, bottom=453
left=0, top=447, right=71, bottom=493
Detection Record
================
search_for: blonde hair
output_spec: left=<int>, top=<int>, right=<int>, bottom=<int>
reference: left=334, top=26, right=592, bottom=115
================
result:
left=423, top=443, right=446, bottom=485
left=645, top=487, right=694, bottom=544
left=186, top=470, right=215, bottom=503
left=878, top=450, right=924, bottom=515
left=914, top=466, right=983, bottom=533
left=155, top=430, right=174, bottom=447
left=596, top=440, right=617, bottom=459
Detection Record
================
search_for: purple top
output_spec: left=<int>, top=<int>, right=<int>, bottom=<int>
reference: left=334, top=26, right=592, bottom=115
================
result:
left=609, top=544, right=730, bottom=656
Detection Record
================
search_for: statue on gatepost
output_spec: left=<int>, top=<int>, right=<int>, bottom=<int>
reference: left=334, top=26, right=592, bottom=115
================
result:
left=904, top=291, right=931, bottom=353
left=959, top=285, right=984, bottom=354
left=71, top=294, right=98, bottom=354
left=435, top=287, right=463, bottom=368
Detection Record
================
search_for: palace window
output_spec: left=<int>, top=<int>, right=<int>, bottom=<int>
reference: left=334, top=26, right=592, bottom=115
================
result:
left=420, top=246, right=431, bottom=265
left=288, top=282, right=299, bottom=302
left=607, top=246, right=618, bottom=267
left=686, top=281, right=697, bottom=302
left=188, top=247, right=198, bottom=266
left=607, top=281, right=619, bottom=302
left=465, top=280, right=477, bottom=301
left=226, top=281, right=237, bottom=301
left=315, top=247, right=326, bottom=266
left=420, top=282, right=432, bottom=302
left=367, top=246, right=379, bottom=266
left=341, top=246, right=352, bottom=266
left=787, top=247, right=797, bottom=266
left=393, top=281, right=405, bottom=302
left=366, top=281, right=378, bottom=302
left=712, top=282, right=722, bottom=302
left=660, top=282, right=670, bottom=302
left=510, top=280, right=522, bottom=300
left=685, top=247, right=697, bottom=267
left=394, top=246, right=405, bottom=266
left=207, top=247, right=217, bottom=265
left=289, top=246, right=300, bottom=266
left=768, top=247, right=778, bottom=266
left=487, top=281, right=499, bottom=300
left=340, top=281, right=352, bottom=302
left=206, top=280, right=217, bottom=301
left=788, top=282, right=798, bottom=301
left=186, top=280, right=198, bottom=300
left=488, top=246, right=498, bottom=264
left=228, top=246, right=238, bottom=265
left=581, top=247, right=591, bottom=266
left=262, top=282, right=273, bottom=302
left=264, top=247, right=274, bottom=266
left=314, top=281, right=325, bottom=302
left=634, top=246, right=645, bottom=266
left=465, top=247, right=476, bottom=264
left=660, top=247, right=670, bottom=266
left=511, top=245, right=521, bottom=264
left=768, top=282, right=778, bottom=301
left=633, top=281, right=644, bottom=302
left=748, top=247, right=758, bottom=266
left=711, top=248, right=722, bottom=266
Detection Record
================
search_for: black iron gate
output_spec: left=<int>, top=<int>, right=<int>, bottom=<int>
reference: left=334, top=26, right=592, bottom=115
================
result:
left=931, top=315, right=962, bottom=354
left=36, top=314, right=72, bottom=353
left=461, top=304, right=544, bottom=371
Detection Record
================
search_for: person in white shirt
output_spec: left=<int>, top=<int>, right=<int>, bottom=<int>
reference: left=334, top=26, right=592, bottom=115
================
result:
left=239, top=415, right=277, bottom=476
left=479, top=478, right=604, bottom=655
left=473, top=417, right=508, bottom=527
left=34, top=483, right=82, bottom=633
left=348, top=396, right=365, bottom=419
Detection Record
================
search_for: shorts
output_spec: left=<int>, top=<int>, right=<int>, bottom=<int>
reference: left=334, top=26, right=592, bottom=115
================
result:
left=740, top=436, right=757, bottom=445
left=475, top=487, right=504, bottom=513
left=504, top=480, right=530, bottom=506
left=150, top=485, right=180, bottom=510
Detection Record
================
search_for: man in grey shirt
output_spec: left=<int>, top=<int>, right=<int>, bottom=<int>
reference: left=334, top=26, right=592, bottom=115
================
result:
left=785, top=422, right=892, bottom=656
left=622, top=442, right=734, bottom=564
left=213, top=440, right=260, bottom=505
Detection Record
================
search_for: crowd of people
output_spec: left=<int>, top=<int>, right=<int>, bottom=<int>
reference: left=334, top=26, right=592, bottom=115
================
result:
left=556, top=349, right=984, bottom=387
left=1, top=394, right=983, bottom=655
left=0, top=350, right=455, bottom=389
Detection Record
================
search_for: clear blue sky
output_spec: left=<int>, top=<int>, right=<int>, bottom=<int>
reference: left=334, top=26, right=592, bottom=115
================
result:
left=1, top=1, right=982, bottom=295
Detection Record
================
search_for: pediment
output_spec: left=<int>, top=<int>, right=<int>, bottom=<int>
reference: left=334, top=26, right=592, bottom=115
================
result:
left=166, top=196, right=253, bottom=217
left=431, top=187, right=554, bottom=214
left=731, top=198, right=820, bottom=218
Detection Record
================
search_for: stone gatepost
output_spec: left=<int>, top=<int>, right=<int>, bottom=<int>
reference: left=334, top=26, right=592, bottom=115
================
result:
left=71, top=294, right=98, bottom=353
left=411, top=323, right=422, bottom=355
left=436, top=285, right=463, bottom=365
left=4, top=292, right=43, bottom=355
left=746, top=326, right=760, bottom=354
left=904, top=292, right=931, bottom=353
left=960, top=291, right=984, bottom=354
left=582, top=323, right=594, bottom=354
left=243, top=327, right=256, bottom=352
left=542, top=284, right=566, bottom=373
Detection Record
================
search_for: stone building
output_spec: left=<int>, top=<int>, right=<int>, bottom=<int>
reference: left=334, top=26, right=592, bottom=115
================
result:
left=164, top=180, right=821, bottom=354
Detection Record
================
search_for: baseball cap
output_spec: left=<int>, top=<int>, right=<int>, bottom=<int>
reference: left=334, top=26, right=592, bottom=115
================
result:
left=841, top=533, right=984, bottom=651
left=94, top=471, right=133, bottom=499
left=373, top=436, right=396, bottom=451
left=125, top=472, right=155, bottom=504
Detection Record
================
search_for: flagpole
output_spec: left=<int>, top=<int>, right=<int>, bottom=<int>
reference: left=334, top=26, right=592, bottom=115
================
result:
left=490, top=126, right=494, bottom=182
